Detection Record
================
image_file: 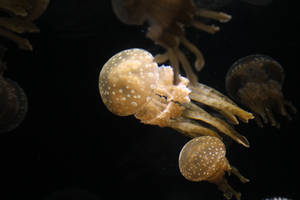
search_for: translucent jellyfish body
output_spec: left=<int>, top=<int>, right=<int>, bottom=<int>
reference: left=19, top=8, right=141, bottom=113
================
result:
left=226, top=55, right=296, bottom=128
left=111, top=0, right=232, bottom=84
left=0, top=0, right=50, bottom=50
left=99, top=48, right=254, bottom=147
left=179, top=136, right=249, bottom=200
left=0, top=76, right=28, bottom=133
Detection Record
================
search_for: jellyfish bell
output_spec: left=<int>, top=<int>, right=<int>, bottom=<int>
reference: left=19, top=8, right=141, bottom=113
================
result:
left=226, top=54, right=297, bottom=128
left=178, top=136, right=249, bottom=200
left=0, top=77, right=28, bottom=133
left=99, top=48, right=253, bottom=147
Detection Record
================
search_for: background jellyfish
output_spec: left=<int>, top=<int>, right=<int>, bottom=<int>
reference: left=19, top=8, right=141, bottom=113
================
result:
left=0, top=46, right=27, bottom=133
left=225, top=55, right=297, bottom=128
left=178, top=136, right=249, bottom=200
left=99, top=48, right=253, bottom=147
left=111, top=0, right=232, bottom=84
left=0, top=0, right=50, bottom=50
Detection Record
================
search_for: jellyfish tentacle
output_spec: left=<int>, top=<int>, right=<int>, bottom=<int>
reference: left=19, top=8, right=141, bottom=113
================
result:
left=284, top=100, right=297, bottom=115
left=230, top=166, right=250, bottom=184
left=218, top=178, right=242, bottom=200
left=169, top=118, right=221, bottom=138
left=154, top=52, right=169, bottom=64
left=182, top=103, right=249, bottom=147
left=265, top=107, right=279, bottom=128
left=0, top=27, right=32, bottom=50
left=0, top=17, right=40, bottom=34
left=189, top=84, right=254, bottom=123
left=195, top=9, right=232, bottom=23
left=190, top=20, right=220, bottom=34
left=180, top=36, right=205, bottom=71
left=167, top=48, right=181, bottom=84
left=174, top=47, right=198, bottom=84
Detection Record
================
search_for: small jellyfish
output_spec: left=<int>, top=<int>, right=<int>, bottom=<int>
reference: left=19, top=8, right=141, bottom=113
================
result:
left=0, top=76, right=28, bottom=133
left=226, top=55, right=297, bottom=128
left=0, top=0, right=50, bottom=50
left=111, top=0, right=232, bottom=84
left=178, top=136, right=249, bottom=200
left=99, top=48, right=254, bottom=147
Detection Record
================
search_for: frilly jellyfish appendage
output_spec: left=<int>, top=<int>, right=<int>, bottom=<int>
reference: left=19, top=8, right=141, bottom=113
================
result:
left=226, top=55, right=297, bottom=128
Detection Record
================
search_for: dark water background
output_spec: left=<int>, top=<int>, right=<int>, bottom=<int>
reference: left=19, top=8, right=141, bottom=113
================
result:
left=0, top=0, right=299, bottom=200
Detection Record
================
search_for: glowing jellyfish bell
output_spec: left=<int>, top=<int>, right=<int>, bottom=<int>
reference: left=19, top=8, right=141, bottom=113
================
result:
left=99, top=48, right=254, bottom=147
left=179, top=136, right=249, bottom=200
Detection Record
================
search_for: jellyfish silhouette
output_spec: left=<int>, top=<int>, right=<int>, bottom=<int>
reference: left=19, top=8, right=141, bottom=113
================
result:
left=226, top=55, right=297, bottom=128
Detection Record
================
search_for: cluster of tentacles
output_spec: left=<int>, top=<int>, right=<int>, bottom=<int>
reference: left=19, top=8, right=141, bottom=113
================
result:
left=0, top=0, right=49, bottom=50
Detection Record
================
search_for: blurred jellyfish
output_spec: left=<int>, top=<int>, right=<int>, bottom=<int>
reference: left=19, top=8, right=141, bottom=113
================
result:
left=99, top=48, right=254, bottom=147
left=0, top=0, right=50, bottom=50
left=226, top=55, right=297, bottom=128
left=0, top=76, right=28, bottom=133
left=178, top=136, right=249, bottom=200
left=111, top=0, right=232, bottom=84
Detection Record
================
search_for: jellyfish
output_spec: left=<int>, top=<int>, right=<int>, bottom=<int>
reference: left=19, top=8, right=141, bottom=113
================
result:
left=99, top=48, right=254, bottom=147
left=0, top=0, right=50, bottom=50
left=178, top=136, right=249, bottom=200
left=0, top=76, right=28, bottom=133
left=226, top=55, right=297, bottom=128
left=111, top=0, right=232, bottom=84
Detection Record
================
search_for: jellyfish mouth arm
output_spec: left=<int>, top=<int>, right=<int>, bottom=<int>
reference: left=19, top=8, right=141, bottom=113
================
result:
left=191, top=8, right=231, bottom=34
left=216, top=166, right=249, bottom=200
left=0, top=27, right=32, bottom=50
left=195, top=9, right=232, bottom=23
left=189, top=83, right=254, bottom=124
left=180, top=36, right=205, bottom=72
left=217, top=178, right=242, bottom=200
left=173, top=47, right=198, bottom=84
left=230, top=166, right=250, bottom=184
left=0, top=17, right=40, bottom=34
left=0, top=0, right=30, bottom=16
left=169, top=118, right=221, bottom=139
left=182, top=103, right=250, bottom=147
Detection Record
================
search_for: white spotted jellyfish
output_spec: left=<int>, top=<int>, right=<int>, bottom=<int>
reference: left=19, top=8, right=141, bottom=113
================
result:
left=99, top=48, right=254, bottom=147
left=111, top=0, right=232, bottom=84
left=179, top=136, right=249, bottom=200
left=226, top=55, right=297, bottom=128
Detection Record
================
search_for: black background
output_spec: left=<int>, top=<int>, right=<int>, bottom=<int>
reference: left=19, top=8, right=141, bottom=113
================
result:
left=0, top=0, right=299, bottom=200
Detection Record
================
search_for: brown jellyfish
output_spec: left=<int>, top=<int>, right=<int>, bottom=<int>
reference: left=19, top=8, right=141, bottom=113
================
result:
left=178, top=136, right=249, bottom=200
left=226, top=55, right=297, bottom=128
left=0, top=0, right=50, bottom=50
left=111, top=0, right=232, bottom=84
left=99, top=48, right=254, bottom=147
